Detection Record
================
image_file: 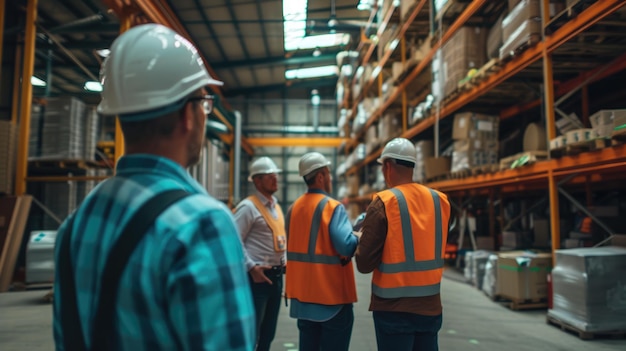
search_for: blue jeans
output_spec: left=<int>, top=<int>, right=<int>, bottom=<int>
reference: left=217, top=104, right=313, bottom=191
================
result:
left=249, top=273, right=283, bottom=351
left=373, top=311, right=442, bottom=351
left=297, top=304, right=354, bottom=351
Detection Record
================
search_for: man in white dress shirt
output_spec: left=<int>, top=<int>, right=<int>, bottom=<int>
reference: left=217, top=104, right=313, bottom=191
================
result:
left=234, top=157, right=286, bottom=351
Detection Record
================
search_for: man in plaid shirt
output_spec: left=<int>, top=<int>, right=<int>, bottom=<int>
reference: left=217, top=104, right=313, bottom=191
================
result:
left=53, top=24, right=255, bottom=350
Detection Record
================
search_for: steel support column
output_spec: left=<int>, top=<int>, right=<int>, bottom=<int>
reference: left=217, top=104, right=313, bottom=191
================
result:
left=15, top=0, right=38, bottom=195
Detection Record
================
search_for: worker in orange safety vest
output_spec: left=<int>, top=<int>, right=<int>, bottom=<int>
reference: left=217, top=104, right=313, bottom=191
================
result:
left=285, top=152, right=360, bottom=351
left=355, top=138, right=451, bottom=351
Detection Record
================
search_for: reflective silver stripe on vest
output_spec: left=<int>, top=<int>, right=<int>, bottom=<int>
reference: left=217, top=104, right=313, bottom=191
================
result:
left=287, top=197, right=341, bottom=265
left=378, top=188, right=444, bottom=274
left=372, top=282, right=441, bottom=298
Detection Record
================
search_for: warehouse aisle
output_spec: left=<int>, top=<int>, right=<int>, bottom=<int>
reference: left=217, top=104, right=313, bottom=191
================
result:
left=0, top=268, right=625, bottom=350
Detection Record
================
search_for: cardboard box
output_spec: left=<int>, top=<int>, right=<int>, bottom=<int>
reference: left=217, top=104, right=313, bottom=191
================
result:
left=590, top=110, right=626, bottom=138
left=610, top=234, right=626, bottom=247
left=476, top=236, right=495, bottom=250
left=497, top=251, right=552, bottom=300
left=451, top=150, right=498, bottom=172
left=453, top=139, right=499, bottom=152
left=487, top=14, right=504, bottom=59
left=346, top=174, right=360, bottom=196
left=400, top=0, right=418, bottom=20
left=424, top=157, right=451, bottom=179
left=415, top=140, right=434, bottom=161
left=452, top=113, right=499, bottom=141
left=502, top=231, right=531, bottom=249
left=392, top=61, right=405, bottom=81
left=433, top=27, right=487, bottom=99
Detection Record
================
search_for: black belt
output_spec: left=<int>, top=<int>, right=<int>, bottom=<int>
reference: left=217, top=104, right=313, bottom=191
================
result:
left=266, top=265, right=285, bottom=278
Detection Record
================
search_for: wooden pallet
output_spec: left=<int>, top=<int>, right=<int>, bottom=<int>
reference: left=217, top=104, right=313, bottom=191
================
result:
left=471, top=164, right=498, bottom=176
left=426, top=174, right=448, bottom=183
left=500, top=33, right=542, bottom=62
left=499, top=151, right=548, bottom=170
left=28, top=159, right=100, bottom=171
left=448, top=169, right=471, bottom=179
left=546, top=314, right=626, bottom=340
left=508, top=298, right=548, bottom=311
left=612, top=129, right=626, bottom=142
left=561, top=138, right=610, bottom=156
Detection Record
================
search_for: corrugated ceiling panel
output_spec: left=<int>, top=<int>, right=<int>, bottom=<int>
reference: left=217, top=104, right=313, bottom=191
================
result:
left=234, top=69, right=256, bottom=87
left=239, top=23, right=266, bottom=57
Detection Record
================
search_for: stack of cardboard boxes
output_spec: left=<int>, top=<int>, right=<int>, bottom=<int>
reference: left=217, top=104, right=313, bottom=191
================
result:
left=433, top=26, right=487, bottom=100
left=412, top=140, right=433, bottom=183
left=450, top=112, right=499, bottom=172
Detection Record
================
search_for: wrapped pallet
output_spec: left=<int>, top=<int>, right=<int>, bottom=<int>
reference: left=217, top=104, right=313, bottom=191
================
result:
left=500, top=0, right=541, bottom=59
left=549, top=246, right=626, bottom=332
left=472, top=250, right=493, bottom=290
left=482, top=254, right=499, bottom=298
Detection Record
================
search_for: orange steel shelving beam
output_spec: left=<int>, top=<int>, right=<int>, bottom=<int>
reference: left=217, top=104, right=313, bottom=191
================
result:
left=425, top=144, right=626, bottom=193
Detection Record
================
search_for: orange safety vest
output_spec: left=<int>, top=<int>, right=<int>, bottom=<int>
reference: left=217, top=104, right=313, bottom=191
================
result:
left=285, top=193, right=357, bottom=305
left=372, top=184, right=451, bottom=298
left=246, top=195, right=286, bottom=252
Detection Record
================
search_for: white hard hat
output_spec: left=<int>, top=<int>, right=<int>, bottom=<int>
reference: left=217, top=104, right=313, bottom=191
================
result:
left=377, top=138, right=417, bottom=164
left=248, top=157, right=282, bottom=182
left=299, top=152, right=331, bottom=177
left=97, top=24, right=223, bottom=121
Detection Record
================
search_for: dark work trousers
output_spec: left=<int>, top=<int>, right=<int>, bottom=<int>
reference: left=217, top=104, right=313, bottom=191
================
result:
left=250, top=266, right=283, bottom=351
left=297, top=303, right=354, bottom=351
left=373, top=311, right=442, bottom=351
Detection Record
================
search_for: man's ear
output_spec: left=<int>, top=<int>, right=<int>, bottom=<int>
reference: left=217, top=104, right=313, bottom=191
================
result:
left=179, top=102, right=195, bottom=133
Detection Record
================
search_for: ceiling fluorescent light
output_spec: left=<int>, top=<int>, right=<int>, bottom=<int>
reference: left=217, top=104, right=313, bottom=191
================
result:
left=295, top=33, right=350, bottom=50
left=285, top=65, right=338, bottom=80
left=31, top=76, right=46, bottom=87
left=84, top=81, right=103, bottom=92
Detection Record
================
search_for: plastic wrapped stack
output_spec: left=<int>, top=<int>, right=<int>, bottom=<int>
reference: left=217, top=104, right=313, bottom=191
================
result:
left=413, top=140, right=434, bottom=183
left=38, top=97, right=86, bottom=160
left=471, top=251, right=493, bottom=290
left=482, top=254, right=499, bottom=298
left=464, top=251, right=475, bottom=283
left=549, top=246, right=626, bottom=332
left=25, top=230, right=57, bottom=283
left=83, top=107, right=100, bottom=160
left=42, top=181, right=77, bottom=230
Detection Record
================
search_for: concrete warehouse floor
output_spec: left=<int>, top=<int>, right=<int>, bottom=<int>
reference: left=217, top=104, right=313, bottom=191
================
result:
left=1, top=269, right=624, bottom=351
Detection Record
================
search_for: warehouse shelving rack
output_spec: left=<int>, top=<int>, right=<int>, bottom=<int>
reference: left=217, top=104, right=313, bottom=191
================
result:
left=342, top=0, right=626, bottom=257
